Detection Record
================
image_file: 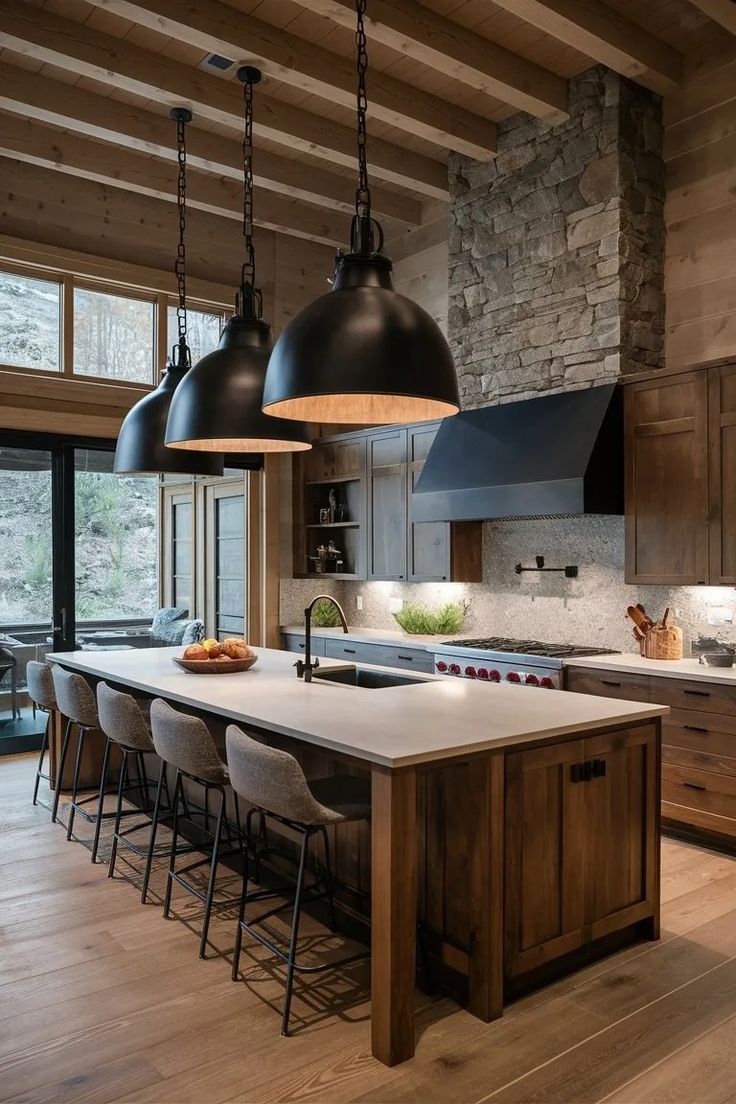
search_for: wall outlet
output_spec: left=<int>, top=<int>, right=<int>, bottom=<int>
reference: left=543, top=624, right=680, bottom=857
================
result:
left=389, top=597, right=403, bottom=614
left=707, top=605, right=734, bottom=626
left=356, top=594, right=363, bottom=611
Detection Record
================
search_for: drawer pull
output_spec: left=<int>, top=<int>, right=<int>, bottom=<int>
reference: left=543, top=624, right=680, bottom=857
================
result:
left=683, top=781, right=706, bottom=791
left=601, top=679, right=621, bottom=687
left=343, top=648, right=357, bottom=655
left=684, top=688, right=711, bottom=698
left=684, top=724, right=709, bottom=734
left=397, top=654, right=414, bottom=661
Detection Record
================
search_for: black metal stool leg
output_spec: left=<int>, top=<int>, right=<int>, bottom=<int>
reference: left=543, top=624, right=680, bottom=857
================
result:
left=66, top=725, right=86, bottom=840
left=231, top=841, right=250, bottom=981
left=32, top=709, right=49, bottom=806
left=90, top=736, right=112, bottom=864
left=199, top=786, right=225, bottom=959
left=163, top=771, right=181, bottom=919
left=137, top=752, right=149, bottom=809
left=108, top=749, right=129, bottom=879
left=282, top=829, right=310, bottom=1037
left=51, top=718, right=73, bottom=824
left=141, top=758, right=166, bottom=903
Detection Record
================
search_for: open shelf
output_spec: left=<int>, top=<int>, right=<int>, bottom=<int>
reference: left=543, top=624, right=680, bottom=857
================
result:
left=305, top=475, right=361, bottom=486
left=305, top=521, right=360, bottom=529
left=297, top=572, right=362, bottom=581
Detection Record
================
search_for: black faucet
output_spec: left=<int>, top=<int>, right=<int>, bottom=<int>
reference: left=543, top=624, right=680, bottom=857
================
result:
left=296, top=594, right=349, bottom=682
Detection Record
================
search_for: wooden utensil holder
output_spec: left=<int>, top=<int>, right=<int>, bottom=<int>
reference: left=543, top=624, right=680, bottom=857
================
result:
left=640, top=624, right=683, bottom=660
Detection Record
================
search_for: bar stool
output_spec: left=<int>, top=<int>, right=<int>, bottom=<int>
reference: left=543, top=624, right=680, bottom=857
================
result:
left=149, top=698, right=244, bottom=959
left=225, top=724, right=371, bottom=1036
left=26, top=660, right=56, bottom=810
left=96, top=682, right=176, bottom=897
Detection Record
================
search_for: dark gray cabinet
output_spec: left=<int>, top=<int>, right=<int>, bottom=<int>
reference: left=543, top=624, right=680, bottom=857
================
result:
left=367, top=429, right=407, bottom=581
left=407, top=423, right=450, bottom=581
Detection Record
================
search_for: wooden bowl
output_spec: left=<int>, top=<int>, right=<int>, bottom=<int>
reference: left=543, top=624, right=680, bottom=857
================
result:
left=172, top=654, right=258, bottom=674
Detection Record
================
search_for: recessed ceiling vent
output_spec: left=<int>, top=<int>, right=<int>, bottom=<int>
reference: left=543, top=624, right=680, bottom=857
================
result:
left=200, top=52, right=235, bottom=72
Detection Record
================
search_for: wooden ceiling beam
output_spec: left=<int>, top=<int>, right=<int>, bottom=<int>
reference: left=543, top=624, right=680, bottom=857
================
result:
left=92, top=0, right=497, bottom=159
left=687, top=0, right=736, bottom=35
left=0, top=111, right=348, bottom=247
left=0, top=2, right=448, bottom=199
left=290, top=0, right=568, bottom=122
left=491, top=0, right=683, bottom=94
left=0, top=62, right=420, bottom=226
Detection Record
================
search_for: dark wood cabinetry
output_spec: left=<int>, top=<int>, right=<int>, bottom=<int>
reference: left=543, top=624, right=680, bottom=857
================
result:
left=504, top=724, right=658, bottom=980
left=625, top=358, right=736, bottom=585
left=293, top=422, right=481, bottom=582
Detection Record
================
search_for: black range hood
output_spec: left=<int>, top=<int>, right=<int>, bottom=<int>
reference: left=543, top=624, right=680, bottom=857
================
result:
left=412, top=384, right=623, bottom=523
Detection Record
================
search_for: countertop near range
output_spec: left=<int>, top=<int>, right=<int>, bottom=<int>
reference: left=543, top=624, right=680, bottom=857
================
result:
left=48, top=645, right=667, bottom=770
left=564, top=652, right=736, bottom=687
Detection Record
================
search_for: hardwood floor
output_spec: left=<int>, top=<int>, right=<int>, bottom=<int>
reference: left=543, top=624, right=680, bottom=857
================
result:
left=2, top=752, right=736, bottom=1103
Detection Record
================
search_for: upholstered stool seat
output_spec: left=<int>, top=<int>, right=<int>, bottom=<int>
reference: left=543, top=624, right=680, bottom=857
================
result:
left=225, top=724, right=371, bottom=1036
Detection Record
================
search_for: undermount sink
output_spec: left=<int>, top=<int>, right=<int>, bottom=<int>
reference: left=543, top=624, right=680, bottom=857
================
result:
left=311, top=665, right=429, bottom=689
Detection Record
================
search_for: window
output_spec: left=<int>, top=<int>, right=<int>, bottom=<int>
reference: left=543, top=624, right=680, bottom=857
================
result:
left=73, top=287, right=154, bottom=383
left=0, top=271, right=60, bottom=372
left=171, top=497, right=193, bottom=613
left=0, top=447, right=53, bottom=624
left=167, top=306, right=222, bottom=365
left=214, top=492, right=245, bottom=637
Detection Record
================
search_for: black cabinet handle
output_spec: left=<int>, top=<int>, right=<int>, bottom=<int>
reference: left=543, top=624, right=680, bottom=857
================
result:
left=684, top=724, right=709, bottom=733
left=343, top=647, right=357, bottom=655
left=397, top=654, right=413, bottom=661
left=601, top=679, right=621, bottom=687
left=298, top=642, right=305, bottom=649
left=684, top=688, right=711, bottom=697
left=571, top=763, right=584, bottom=783
left=591, top=758, right=607, bottom=778
left=683, top=781, right=706, bottom=791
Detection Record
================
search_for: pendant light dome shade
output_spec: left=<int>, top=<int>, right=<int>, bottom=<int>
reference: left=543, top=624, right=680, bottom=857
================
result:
left=262, top=252, right=459, bottom=425
left=165, top=314, right=311, bottom=452
left=115, top=359, right=225, bottom=475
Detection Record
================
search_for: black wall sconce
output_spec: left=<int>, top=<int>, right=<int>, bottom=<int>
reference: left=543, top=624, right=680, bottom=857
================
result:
left=515, top=555, right=578, bottom=579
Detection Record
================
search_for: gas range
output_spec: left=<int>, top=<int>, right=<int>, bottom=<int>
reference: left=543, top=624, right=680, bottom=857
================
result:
left=433, top=637, right=619, bottom=689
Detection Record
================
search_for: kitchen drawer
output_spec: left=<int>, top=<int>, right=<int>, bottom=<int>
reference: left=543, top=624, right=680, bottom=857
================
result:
left=663, top=744, right=736, bottom=777
left=662, top=707, right=736, bottom=763
left=662, top=763, right=736, bottom=822
left=323, top=637, right=434, bottom=672
left=281, top=633, right=326, bottom=658
left=564, top=667, right=651, bottom=702
left=662, top=799, right=736, bottom=840
left=650, top=677, right=736, bottom=718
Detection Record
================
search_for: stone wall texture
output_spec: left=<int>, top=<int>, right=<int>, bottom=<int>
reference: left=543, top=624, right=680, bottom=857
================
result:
left=448, top=67, right=665, bottom=409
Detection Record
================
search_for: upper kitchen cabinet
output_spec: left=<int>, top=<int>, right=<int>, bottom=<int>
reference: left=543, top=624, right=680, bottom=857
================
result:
left=367, top=429, right=408, bottom=581
left=625, top=370, right=710, bottom=585
left=709, top=363, right=736, bottom=585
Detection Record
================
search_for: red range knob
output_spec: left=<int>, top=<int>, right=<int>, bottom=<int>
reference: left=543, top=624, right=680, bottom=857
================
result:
left=449, top=663, right=461, bottom=675
left=476, top=667, right=489, bottom=680
left=465, top=665, right=477, bottom=678
left=436, top=660, right=447, bottom=672
left=525, top=673, right=539, bottom=686
left=540, top=676, right=555, bottom=689
left=506, top=671, right=521, bottom=683
left=489, top=669, right=501, bottom=682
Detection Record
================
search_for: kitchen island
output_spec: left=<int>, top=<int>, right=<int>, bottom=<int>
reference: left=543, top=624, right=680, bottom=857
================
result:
left=48, top=645, right=667, bottom=1067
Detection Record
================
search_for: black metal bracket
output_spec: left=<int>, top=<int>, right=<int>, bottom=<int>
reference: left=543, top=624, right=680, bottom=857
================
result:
left=515, top=555, right=578, bottom=579
left=571, top=758, right=607, bottom=783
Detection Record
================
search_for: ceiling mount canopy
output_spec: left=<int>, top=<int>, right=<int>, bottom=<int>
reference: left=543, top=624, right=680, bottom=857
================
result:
left=262, top=0, right=460, bottom=427
left=114, top=107, right=224, bottom=476
left=164, top=67, right=311, bottom=454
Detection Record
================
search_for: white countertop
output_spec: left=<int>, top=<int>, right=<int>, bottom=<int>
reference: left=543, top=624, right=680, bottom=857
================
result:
left=47, top=645, right=667, bottom=769
left=281, top=625, right=458, bottom=650
left=564, top=652, right=736, bottom=686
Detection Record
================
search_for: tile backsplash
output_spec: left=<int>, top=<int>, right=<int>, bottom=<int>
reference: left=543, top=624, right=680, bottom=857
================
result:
left=279, top=516, right=736, bottom=655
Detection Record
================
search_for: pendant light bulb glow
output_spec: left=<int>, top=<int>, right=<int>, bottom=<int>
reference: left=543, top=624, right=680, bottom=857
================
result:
left=262, top=0, right=459, bottom=426
left=164, top=67, right=310, bottom=454
left=114, top=107, right=224, bottom=476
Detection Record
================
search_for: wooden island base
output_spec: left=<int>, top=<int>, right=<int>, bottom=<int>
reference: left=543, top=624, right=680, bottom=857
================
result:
left=51, top=705, right=660, bottom=1066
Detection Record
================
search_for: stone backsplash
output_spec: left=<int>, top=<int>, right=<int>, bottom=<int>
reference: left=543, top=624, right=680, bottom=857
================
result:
left=449, top=66, right=664, bottom=409
left=279, top=518, right=736, bottom=655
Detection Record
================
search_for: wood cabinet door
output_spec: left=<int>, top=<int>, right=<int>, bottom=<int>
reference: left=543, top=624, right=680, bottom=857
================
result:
left=504, top=740, right=586, bottom=979
left=709, top=362, right=736, bottom=585
left=305, top=437, right=363, bottom=482
left=625, top=372, right=709, bottom=584
left=582, top=724, right=659, bottom=942
left=406, top=423, right=451, bottom=582
left=367, top=429, right=407, bottom=581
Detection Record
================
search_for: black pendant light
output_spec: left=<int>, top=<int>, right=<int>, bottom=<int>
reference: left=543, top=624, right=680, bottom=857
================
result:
left=165, top=68, right=311, bottom=453
left=262, top=0, right=459, bottom=427
left=114, top=109, right=224, bottom=476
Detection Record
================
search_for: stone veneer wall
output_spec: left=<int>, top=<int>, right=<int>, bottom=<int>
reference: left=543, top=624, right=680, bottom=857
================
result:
left=449, top=66, right=664, bottom=408
left=279, top=69, right=736, bottom=653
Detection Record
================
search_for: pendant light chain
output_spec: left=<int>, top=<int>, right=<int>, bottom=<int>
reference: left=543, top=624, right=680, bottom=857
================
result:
left=175, top=113, right=188, bottom=351
left=242, top=75, right=256, bottom=294
left=355, top=0, right=371, bottom=224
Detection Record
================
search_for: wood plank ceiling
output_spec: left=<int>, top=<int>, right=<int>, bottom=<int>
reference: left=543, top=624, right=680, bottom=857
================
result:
left=0, top=0, right=730, bottom=255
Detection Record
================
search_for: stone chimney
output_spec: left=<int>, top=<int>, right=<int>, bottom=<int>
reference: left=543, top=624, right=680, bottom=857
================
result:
left=448, top=66, right=665, bottom=409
